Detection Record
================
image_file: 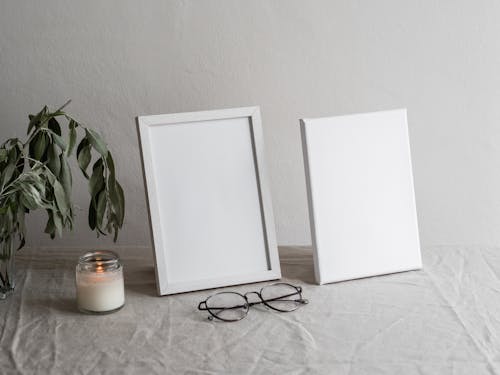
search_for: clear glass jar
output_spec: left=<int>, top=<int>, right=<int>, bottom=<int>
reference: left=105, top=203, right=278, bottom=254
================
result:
left=76, top=250, right=125, bottom=314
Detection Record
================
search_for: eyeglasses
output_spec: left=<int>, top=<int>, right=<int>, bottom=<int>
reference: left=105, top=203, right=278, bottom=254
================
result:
left=198, top=282, right=308, bottom=322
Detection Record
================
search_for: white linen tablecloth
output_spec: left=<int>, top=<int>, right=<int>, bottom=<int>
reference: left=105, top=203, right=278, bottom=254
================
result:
left=1, top=245, right=500, bottom=374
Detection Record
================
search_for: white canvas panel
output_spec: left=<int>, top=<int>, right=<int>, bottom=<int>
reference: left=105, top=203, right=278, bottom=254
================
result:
left=301, top=109, right=422, bottom=284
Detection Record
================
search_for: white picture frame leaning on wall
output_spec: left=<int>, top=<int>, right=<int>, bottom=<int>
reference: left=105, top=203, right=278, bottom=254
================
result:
left=138, top=107, right=281, bottom=295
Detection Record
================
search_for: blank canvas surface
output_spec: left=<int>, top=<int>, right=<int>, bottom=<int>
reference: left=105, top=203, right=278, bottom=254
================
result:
left=301, top=109, right=422, bottom=284
left=146, top=117, right=269, bottom=284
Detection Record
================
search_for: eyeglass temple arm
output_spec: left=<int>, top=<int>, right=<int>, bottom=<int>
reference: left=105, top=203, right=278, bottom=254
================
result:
left=260, top=290, right=306, bottom=302
left=198, top=301, right=208, bottom=311
left=199, top=302, right=249, bottom=311
left=248, top=298, right=308, bottom=306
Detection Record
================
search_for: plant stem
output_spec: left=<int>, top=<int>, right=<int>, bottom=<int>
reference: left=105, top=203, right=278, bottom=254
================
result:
left=56, top=99, right=72, bottom=113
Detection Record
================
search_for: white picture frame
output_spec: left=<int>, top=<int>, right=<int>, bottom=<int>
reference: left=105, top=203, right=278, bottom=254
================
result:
left=300, top=109, right=422, bottom=285
left=138, top=107, right=281, bottom=295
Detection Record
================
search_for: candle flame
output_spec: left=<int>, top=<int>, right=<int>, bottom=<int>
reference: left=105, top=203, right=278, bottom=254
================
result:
left=96, top=263, right=104, bottom=273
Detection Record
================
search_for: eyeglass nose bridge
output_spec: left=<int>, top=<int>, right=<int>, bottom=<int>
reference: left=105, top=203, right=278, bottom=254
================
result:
left=244, top=291, right=264, bottom=307
left=244, top=291, right=261, bottom=300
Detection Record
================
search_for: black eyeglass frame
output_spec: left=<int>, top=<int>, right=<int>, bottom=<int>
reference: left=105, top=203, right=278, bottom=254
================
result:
left=198, top=282, right=308, bottom=322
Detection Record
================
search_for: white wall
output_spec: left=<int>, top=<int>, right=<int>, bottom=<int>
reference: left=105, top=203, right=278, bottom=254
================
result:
left=1, top=0, right=500, bottom=248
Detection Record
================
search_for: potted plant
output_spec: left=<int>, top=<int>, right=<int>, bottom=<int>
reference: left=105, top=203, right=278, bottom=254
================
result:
left=0, top=101, right=125, bottom=299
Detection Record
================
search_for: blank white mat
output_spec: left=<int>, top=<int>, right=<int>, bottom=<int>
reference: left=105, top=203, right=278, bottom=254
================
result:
left=301, top=109, right=422, bottom=284
left=148, top=118, right=268, bottom=283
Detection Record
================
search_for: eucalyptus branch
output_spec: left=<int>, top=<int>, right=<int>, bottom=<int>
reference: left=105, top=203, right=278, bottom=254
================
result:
left=0, top=157, right=55, bottom=198
left=0, top=101, right=125, bottom=250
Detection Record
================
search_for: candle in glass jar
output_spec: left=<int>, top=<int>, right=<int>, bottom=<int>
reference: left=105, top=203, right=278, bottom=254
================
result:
left=76, top=251, right=125, bottom=314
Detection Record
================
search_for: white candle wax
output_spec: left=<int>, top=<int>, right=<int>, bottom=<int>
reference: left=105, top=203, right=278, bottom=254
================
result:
left=76, top=269, right=125, bottom=313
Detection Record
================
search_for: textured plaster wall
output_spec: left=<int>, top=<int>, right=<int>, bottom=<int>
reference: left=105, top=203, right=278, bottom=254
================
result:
left=1, top=1, right=500, bottom=248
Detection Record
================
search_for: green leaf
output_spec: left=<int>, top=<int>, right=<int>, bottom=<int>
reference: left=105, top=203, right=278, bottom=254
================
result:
left=17, top=237, right=26, bottom=250
left=85, top=129, right=108, bottom=156
left=47, top=144, right=61, bottom=176
left=28, top=134, right=38, bottom=160
left=53, top=179, right=69, bottom=216
left=64, top=213, right=73, bottom=230
left=59, top=155, right=72, bottom=200
left=0, top=149, right=7, bottom=163
left=17, top=170, right=45, bottom=197
left=53, top=212, right=63, bottom=237
left=108, top=180, right=125, bottom=228
left=107, top=153, right=115, bottom=185
left=88, top=159, right=104, bottom=200
left=108, top=183, right=119, bottom=212
left=107, top=154, right=118, bottom=204
left=88, top=201, right=97, bottom=230
left=33, top=133, right=48, bottom=160
left=1, top=164, right=15, bottom=188
left=51, top=132, right=66, bottom=151
left=48, top=117, right=61, bottom=136
left=42, top=166, right=56, bottom=185
left=115, top=181, right=125, bottom=227
left=106, top=152, right=124, bottom=229
left=77, top=142, right=91, bottom=178
left=28, top=183, right=46, bottom=206
left=67, top=120, right=77, bottom=156
left=17, top=206, right=25, bottom=235
left=20, top=185, right=43, bottom=210
left=76, top=136, right=88, bottom=156
left=44, top=211, right=55, bottom=235
left=7, top=145, right=17, bottom=161
left=4, top=205, right=13, bottom=232
left=96, top=190, right=106, bottom=229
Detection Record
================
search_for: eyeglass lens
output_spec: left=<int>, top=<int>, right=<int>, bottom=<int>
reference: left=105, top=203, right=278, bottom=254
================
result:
left=261, top=283, right=302, bottom=312
left=205, top=292, right=249, bottom=321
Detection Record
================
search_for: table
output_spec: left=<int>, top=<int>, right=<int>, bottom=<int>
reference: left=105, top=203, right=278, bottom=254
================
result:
left=1, top=246, right=500, bottom=374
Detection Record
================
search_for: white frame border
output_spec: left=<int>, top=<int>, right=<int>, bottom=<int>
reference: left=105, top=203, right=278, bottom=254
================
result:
left=137, top=107, right=281, bottom=295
